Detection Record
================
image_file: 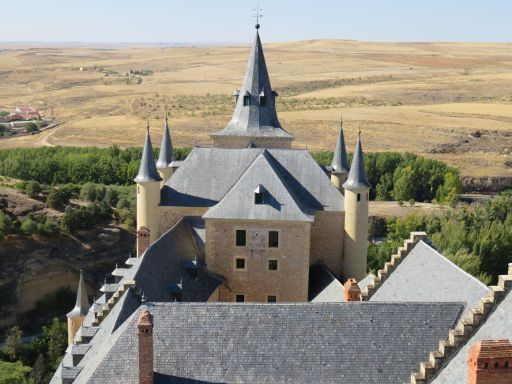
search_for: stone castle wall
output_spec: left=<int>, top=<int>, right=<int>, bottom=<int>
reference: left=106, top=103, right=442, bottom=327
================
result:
left=309, top=211, right=344, bottom=277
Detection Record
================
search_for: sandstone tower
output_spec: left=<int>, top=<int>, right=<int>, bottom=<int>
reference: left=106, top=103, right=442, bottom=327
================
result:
left=330, top=117, right=350, bottom=191
left=156, top=113, right=174, bottom=186
left=342, top=132, right=371, bottom=280
left=66, top=270, right=90, bottom=346
left=135, top=125, right=162, bottom=255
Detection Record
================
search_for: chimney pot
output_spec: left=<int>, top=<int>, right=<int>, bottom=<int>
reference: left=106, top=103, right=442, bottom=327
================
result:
left=343, top=278, right=361, bottom=302
left=468, top=339, right=512, bottom=384
left=138, top=309, right=154, bottom=384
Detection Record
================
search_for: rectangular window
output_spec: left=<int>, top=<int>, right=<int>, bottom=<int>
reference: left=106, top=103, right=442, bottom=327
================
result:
left=243, top=95, right=250, bottom=106
left=235, top=294, right=245, bottom=302
left=268, top=259, right=278, bottom=271
left=269, top=231, right=279, bottom=248
left=254, top=192, right=264, bottom=204
left=267, top=295, right=277, bottom=303
left=259, top=96, right=266, bottom=106
left=357, top=193, right=361, bottom=202
left=235, top=258, right=246, bottom=270
left=235, top=230, right=246, bottom=246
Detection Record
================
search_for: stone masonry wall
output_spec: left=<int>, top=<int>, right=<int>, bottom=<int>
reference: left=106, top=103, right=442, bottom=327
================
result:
left=309, top=211, right=344, bottom=277
left=206, top=219, right=310, bottom=302
left=159, top=206, right=208, bottom=234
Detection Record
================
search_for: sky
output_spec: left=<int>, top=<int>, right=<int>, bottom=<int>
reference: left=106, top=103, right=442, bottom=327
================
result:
left=0, top=0, right=510, bottom=43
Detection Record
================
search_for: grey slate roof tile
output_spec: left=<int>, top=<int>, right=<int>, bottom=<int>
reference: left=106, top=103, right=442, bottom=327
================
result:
left=134, top=127, right=162, bottom=183
left=431, top=290, right=512, bottom=384
left=370, top=241, right=490, bottom=318
left=157, top=116, right=175, bottom=169
left=309, top=264, right=344, bottom=302
left=343, top=133, right=371, bottom=191
left=88, top=302, right=464, bottom=384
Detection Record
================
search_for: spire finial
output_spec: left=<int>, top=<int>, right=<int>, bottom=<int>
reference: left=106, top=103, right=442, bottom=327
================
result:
left=340, top=112, right=343, bottom=127
left=253, top=1, right=263, bottom=29
left=146, top=116, right=150, bottom=133
left=165, top=106, right=169, bottom=123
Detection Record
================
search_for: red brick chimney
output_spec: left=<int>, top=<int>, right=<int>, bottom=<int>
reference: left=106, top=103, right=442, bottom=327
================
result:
left=137, top=226, right=151, bottom=257
left=343, top=278, right=361, bottom=302
left=137, top=309, right=154, bottom=384
left=468, top=339, right=512, bottom=384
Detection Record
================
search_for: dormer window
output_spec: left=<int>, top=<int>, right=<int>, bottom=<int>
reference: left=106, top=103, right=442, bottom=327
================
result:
left=259, top=90, right=266, bottom=106
left=243, top=91, right=251, bottom=106
left=233, top=89, right=240, bottom=103
left=254, top=184, right=265, bottom=204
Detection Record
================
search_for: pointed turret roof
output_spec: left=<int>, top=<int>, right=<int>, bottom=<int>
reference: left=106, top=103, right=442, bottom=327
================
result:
left=343, top=132, right=371, bottom=190
left=134, top=125, right=162, bottom=183
left=156, top=113, right=174, bottom=169
left=331, top=117, right=350, bottom=175
left=211, top=28, right=292, bottom=140
left=67, top=270, right=90, bottom=318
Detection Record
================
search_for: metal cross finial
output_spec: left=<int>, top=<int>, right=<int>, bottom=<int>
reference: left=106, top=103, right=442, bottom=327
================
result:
left=253, top=1, right=263, bottom=29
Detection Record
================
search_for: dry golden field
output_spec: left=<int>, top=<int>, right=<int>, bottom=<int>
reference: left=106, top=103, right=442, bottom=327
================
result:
left=1, top=39, right=512, bottom=177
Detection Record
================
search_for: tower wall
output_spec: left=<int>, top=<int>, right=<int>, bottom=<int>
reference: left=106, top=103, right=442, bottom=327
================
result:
left=342, top=189, right=368, bottom=280
left=330, top=173, right=348, bottom=192
left=136, top=182, right=160, bottom=254
left=309, top=211, right=344, bottom=277
left=67, top=316, right=85, bottom=346
left=157, top=168, right=172, bottom=188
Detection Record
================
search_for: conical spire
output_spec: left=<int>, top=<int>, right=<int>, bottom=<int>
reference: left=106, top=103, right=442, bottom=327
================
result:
left=211, top=27, right=293, bottom=142
left=331, top=115, right=350, bottom=175
left=67, top=270, right=90, bottom=318
left=134, top=124, right=162, bottom=183
left=343, top=131, right=372, bottom=190
left=156, top=112, right=174, bottom=170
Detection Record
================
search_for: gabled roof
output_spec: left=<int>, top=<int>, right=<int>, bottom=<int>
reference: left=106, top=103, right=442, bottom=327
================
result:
left=156, top=115, right=174, bottom=169
left=431, top=290, right=512, bottom=384
left=331, top=121, right=350, bottom=175
left=370, top=241, right=490, bottom=318
left=309, top=264, right=344, bottom=302
left=88, top=301, right=464, bottom=384
left=343, top=132, right=371, bottom=191
left=161, top=147, right=343, bottom=213
left=203, top=150, right=314, bottom=222
left=211, top=29, right=293, bottom=140
left=67, top=270, right=90, bottom=318
left=134, top=126, right=162, bottom=183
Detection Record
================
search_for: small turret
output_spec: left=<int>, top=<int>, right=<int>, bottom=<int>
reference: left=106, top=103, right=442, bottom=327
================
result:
left=66, top=270, right=90, bottom=346
left=342, top=132, right=371, bottom=280
left=135, top=124, right=162, bottom=255
left=156, top=112, right=175, bottom=186
left=330, top=115, right=350, bottom=191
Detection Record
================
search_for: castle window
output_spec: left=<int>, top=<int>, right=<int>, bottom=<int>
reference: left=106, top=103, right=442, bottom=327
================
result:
left=235, top=257, right=246, bottom=270
left=267, top=295, right=277, bottom=303
left=235, top=294, right=245, bottom=302
left=357, top=193, right=361, bottom=202
left=495, top=362, right=499, bottom=368
left=366, top=192, right=369, bottom=201
left=269, top=231, right=279, bottom=248
left=137, top=186, right=140, bottom=194
left=243, top=91, right=251, bottom=106
left=254, top=184, right=265, bottom=204
left=484, top=363, right=489, bottom=369
left=236, top=229, right=246, bottom=246
left=259, top=90, right=266, bottom=106
left=505, top=361, right=509, bottom=368
left=268, top=259, right=278, bottom=270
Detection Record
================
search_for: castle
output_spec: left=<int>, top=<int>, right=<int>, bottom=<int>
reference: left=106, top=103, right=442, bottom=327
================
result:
left=52, top=25, right=512, bottom=384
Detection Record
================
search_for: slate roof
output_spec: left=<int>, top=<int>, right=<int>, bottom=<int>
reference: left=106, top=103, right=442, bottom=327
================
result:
left=88, top=302, right=463, bottom=384
left=122, top=218, right=221, bottom=302
left=156, top=115, right=174, bottom=169
left=162, top=147, right=343, bottom=214
left=331, top=122, right=350, bottom=175
left=343, top=133, right=371, bottom=191
left=134, top=127, right=162, bottom=183
left=309, top=264, right=344, bottom=302
left=370, top=241, right=490, bottom=318
left=431, top=290, right=512, bottom=384
left=358, top=273, right=376, bottom=293
left=67, top=270, right=90, bottom=318
left=211, top=30, right=293, bottom=141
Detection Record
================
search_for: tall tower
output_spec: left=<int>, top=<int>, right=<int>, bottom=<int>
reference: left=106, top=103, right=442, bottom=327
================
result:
left=66, top=270, right=90, bottom=346
left=330, top=116, right=350, bottom=191
left=135, top=125, right=162, bottom=256
left=342, top=132, right=371, bottom=280
left=156, top=112, right=174, bottom=186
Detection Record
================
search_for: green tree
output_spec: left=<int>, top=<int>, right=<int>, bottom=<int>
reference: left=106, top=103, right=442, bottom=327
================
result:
left=29, top=354, right=47, bottom=384
left=46, top=189, right=66, bottom=210
left=0, top=211, right=13, bottom=239
left=2, top=325, right=23, bottom=362
left=25, top=180, right=42, bottom=198
left=25, top=122, right=39, bottom=133
left=20, top=218, right=37, bottom=235
left=104, top=187, right=119, bottom=207
left=0, top=361, right=31, bottom=383
left=42, top=318, right=67, bottom=369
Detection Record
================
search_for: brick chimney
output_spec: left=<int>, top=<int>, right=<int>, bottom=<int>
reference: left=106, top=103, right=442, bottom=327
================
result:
left=343, top=278, right=361, bottom=302
left=137, top=309, right=154, bottom=384
left=137, top=226, right=151, bottom=257
left=468, top=339, right=512, bottom=384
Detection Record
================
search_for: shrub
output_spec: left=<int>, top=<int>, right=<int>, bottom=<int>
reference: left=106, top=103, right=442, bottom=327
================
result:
left=46, top=189, right=67, bottom=210
left=25, top=122, right=39, bottom=133
left=408, top=199, right=415, bottom=207
left=20, top=218, right=37, bottom=235
left=25, top=180, right=42, bottom=198
left=0, top=361, right=31, bottom=383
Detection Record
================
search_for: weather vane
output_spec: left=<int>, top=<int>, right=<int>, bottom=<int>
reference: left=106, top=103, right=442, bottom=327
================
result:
left=253, top=1, right=263, bottom=29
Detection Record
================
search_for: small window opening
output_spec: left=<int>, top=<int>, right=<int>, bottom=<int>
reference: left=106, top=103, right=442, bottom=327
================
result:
left=235, top=294, right=245, bottom=302
left=137, top=186, right=140, bottom=194
left=254, top=184, right=265, bottom=204
left=366, top=192, right=369, bottom=201
left=170, top=292, right=182, bottom=302
left=484, top=363, right=489, bottom=369
left=267, top=295, right=277, bottom=303
left=269, top=231, right=279, bottom=248
left=236, top=230, right=246, bottom=246
left=495, top=362, right=499, bottom=369
left=357, top=193, right=361, bottom=202
left=235, top=258, right=246, bottom=270
left=243, top=95, right=250, bottom=106
left=268, top=259, right=278, bottom=271
left=505, top=361, right=509, bottom=368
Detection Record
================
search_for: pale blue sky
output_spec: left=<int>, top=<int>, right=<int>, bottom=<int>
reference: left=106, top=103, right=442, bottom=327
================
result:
left=0, top=0, right=510, bottom=43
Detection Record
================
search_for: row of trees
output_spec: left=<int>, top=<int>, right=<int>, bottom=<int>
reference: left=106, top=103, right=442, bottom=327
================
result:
left=368, top=190, right=512, bottom=284
left=0, top=147, right=461, bottom=204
